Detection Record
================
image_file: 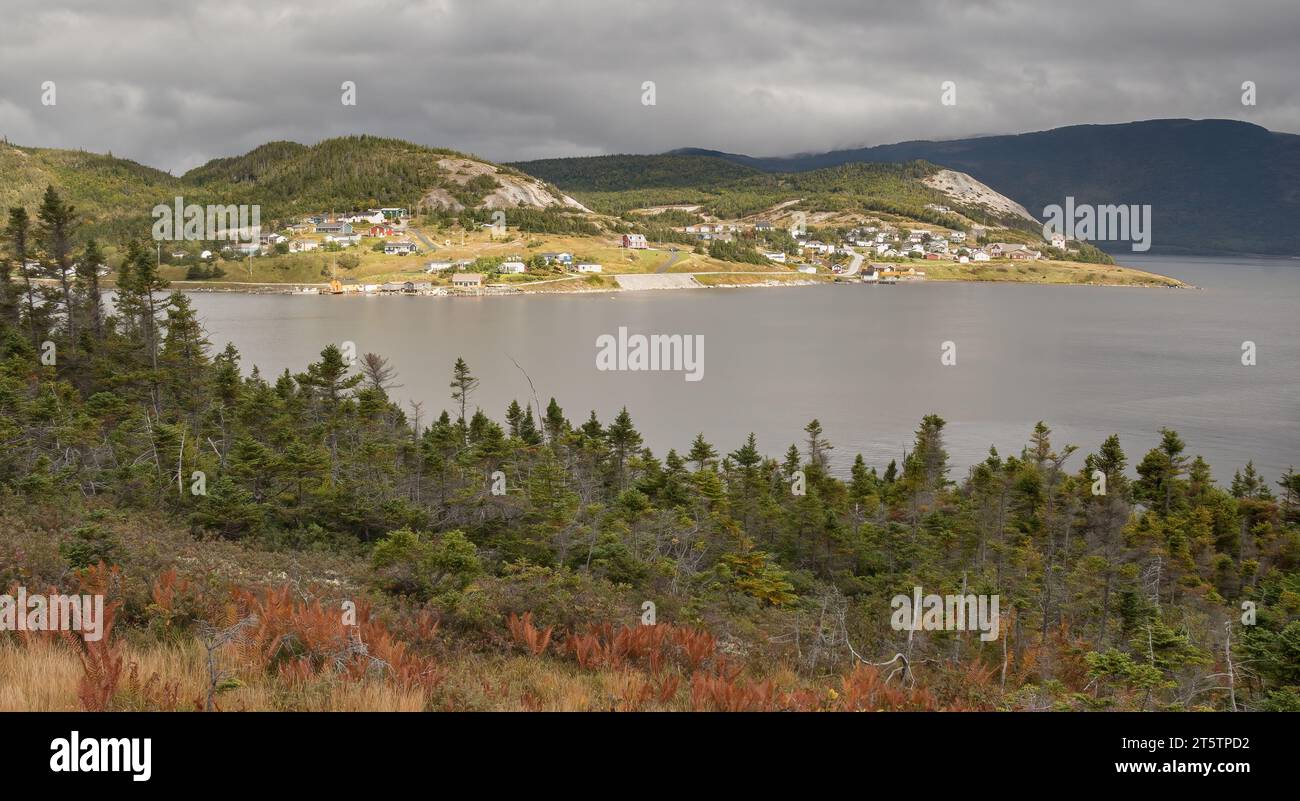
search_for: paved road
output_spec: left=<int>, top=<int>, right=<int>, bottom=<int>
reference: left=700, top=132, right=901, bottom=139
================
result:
left=655, top=248, right=682, bottom=274
left=840, top=247, right=863, bottom=276
left=409, top=227, right=438, bottom=252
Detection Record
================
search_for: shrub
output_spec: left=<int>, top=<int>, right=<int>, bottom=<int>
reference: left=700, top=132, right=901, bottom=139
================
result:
left=371, top=528, right=481, bottom=601
left=59, top=524, right=124, bottom=569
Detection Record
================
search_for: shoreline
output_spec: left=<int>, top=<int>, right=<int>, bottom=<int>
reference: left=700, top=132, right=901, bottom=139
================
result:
left=159, top=269, right=1188, bottom=296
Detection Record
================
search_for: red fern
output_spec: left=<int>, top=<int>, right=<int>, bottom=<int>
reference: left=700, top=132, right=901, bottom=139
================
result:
left=506, top=612, right=553, bottom=656
left=64, top=601, right=124, bottom=712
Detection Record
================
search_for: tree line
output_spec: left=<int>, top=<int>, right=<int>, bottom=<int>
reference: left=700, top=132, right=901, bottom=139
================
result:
left=2, top=187, right=1298, bottom=710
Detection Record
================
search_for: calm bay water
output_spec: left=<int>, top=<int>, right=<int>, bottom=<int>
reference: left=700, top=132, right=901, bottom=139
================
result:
left=182, top=255, right=1300, bottom=481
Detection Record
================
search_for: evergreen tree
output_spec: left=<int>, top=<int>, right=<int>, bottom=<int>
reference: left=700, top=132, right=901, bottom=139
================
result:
left=543, top=397, right=569, bottom=442
left=804, top=418, right=832, bottom=470
left=37, top=185, right=77, bottom=344
left=505, top=399, right=524, bottom=438
left=781, top=444, right=801, bottom=478
left=1136, top=427, right=1189, bottom=515
left=687, top=433, right=718, bottom=471
left=77, top=238, right=106, bottom=340
left=519, top=406, right=543, bottom=446
left=449, top=357, right=479, bottom=438
left=606, top=407, right=642, bottom=488
left=5, top=207, right=41, bottom=346
left=579, top=410, right=604, bottom=440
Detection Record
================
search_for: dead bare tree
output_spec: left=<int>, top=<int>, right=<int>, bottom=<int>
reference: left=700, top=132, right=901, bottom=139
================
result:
left=359, top=352, right=402, bottom=393
left=196, top=614, right=257, bottom=712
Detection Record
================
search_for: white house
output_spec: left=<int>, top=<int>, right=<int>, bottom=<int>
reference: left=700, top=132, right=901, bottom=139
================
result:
left=425, top=260, right=454, bottom=272
left=576, top=263, right=603, bottom=273
left=499, top=261, right=527, bottom=274
left=971, top=250, right=990, bottom=262
left=763, top=251, right=787, bottom=263
left=540, top=251, right=573, bottom=265
left=383, top=241, right=419, bottom=256
left=797, top=265, right=818, bottom=274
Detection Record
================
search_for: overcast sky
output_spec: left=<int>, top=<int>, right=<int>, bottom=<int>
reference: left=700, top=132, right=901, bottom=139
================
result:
left=0, top=0, right=1296, bottom=174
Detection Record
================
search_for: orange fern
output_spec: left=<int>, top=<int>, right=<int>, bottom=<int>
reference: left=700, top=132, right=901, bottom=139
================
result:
left=506, top=612, right=553, bottom=656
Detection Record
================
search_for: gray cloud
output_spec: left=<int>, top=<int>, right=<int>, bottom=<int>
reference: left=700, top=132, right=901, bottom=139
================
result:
left=1, top=0, right=1296, bottom=174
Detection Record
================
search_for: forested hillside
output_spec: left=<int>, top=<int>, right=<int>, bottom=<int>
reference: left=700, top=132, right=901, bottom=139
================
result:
left=0, top=142, right=183, bottom=241
left=0, top=136, right=583, bottom=241
left=181, top=135, right=508, bottom=216
left=512, top=154, right=1029, bottom=230
left=1, top=188, right=1297, bottom=711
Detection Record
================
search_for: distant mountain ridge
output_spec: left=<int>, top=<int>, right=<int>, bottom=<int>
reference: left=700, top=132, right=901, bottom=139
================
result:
left=670, top=119, right=1300, bottom=255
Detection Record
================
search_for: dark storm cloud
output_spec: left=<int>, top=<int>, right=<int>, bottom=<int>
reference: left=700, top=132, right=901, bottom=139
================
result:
left=0, top=0, right=1295, bottom=173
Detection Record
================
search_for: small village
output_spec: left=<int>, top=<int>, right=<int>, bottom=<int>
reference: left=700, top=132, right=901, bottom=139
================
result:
left=167, top=200, right=1092, bottom=297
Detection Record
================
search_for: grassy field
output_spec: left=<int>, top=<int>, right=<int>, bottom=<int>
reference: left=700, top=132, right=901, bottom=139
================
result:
left=917, top=258, right=1185, bottom=287
left=693, top=272, right=829, bottom=287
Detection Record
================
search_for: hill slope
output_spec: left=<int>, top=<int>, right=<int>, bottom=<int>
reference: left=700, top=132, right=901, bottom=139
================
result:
left=0, top=143, right=183, bottom=239
left=0, top=136, right=593, bottom=240
left=182, top=136, right=589, bottom=217
left=672, top=119, right=1300, bottom=255
left=511, top=154, right=1036, bottom=231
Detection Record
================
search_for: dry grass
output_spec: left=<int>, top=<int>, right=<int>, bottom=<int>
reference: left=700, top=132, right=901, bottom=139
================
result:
left=1, top=628, right=998, bottom=711
left=0, top=559, right=995, bottom=712
left=1, top=635, right=663, bottom=712
left=920, top=258, right=1184, bottom=287
left=0, top=637, right=427, bottom=712
left=0, top=638, right=86, bottom=711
